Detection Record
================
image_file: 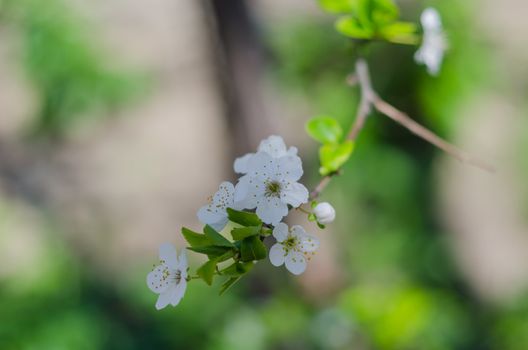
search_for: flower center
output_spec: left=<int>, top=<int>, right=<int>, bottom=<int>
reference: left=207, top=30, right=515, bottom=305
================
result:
left=283, top=235, right=299, bottom=250
left=265, top=181, right=282, bottom=198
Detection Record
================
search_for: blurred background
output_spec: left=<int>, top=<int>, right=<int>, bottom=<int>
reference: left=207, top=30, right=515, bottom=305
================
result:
left=0, top=0, right=527, bottom=348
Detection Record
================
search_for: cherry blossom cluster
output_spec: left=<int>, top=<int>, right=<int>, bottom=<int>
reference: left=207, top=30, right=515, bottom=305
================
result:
left=147, top=136, right=336, bottom=309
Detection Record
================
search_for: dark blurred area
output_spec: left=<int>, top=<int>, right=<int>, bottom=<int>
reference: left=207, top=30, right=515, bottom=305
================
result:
left=1, top=0, right=528, bottom=349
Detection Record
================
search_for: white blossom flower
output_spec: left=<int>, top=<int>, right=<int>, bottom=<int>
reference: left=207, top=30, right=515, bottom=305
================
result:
left=269, top=223, right=319, bottom=275
left=197, top=181, right=240, bottom=231
left=414, top=7, right=447, bottom=76
left=313, top=202, right=336, bottom=224
left=234, top=152, right=309, bottom=225
left=234, top=135, right=298, bottom=174
left=147, top=243, right=188, bottom=310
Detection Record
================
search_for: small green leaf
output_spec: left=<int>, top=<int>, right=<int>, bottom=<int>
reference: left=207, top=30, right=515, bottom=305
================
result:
left=380, top=21, right=418, bottom=45
left=335, top=16, right=374, bottom=40
left=197, top=259, right=218, bottom=285
left=219, top=277, right=241, bottom=295
left=306, top=116, right=344, bottom=144
left=240, top=236, right=267, bottom=262
left=203, top=225, right=234, bottom=247
left=231, top=226, right=261, bottom=240
left=187, top=245, right=232, bottom=257
left=371, top=0, right=399, bottom=27
left=319, top=140, right=355, bottom=175
left=220, top=261, right=254, bottom=276
left=181, top=227, right=211, bottom=247
left=226, top=208, right=262, bottom=227
left=308, top=213, right=317, bottom=222
left=317, top=0, right=355, bottom=14
left=317, top=222, right=327, bottom=229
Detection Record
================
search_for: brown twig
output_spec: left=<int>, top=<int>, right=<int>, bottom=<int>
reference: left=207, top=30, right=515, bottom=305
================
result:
left=310, top=58, right=494, bottom=199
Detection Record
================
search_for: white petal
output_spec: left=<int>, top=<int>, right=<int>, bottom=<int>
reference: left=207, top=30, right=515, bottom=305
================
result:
left=269, top=243, right=287, bottom=266
left=155, top=285, right=175, bottom=310
left=178, top=249, right=188, bottom=274
left=273, top=222, right=289, bottom=242
left=256, top=197, right=288, bottom=225
left=212, top=182, right=235, bottom=207
left=247, top=152, right=274, bottom=177
left=234, top=175, right=264, bottom=209
left=147, top=264, right=173, bottom=293
left=159, top=243, right=178, bottom=269
left=277, top=155, right=303, bottom=181
left=234, top=175, right=251, bottom=202
left=234, top=153, right=254, bottom=174
left=170, top=280, right=187, bottom=306
left=258, top=135, right=287, bottom=158
left=281, top=182, right=308, bottom=208
left=285, top=251, right=307, bottom=275
left=287, top=146, right=298, bottom=156
left=421, top=8, right=442, bottom=30
left=290, top=225, right=306, bottom=239
left=210, top=217, right=229, bottom=232
left=197, top=205, right=227, bottom=229
left=300, top=235, right=320, bottom=253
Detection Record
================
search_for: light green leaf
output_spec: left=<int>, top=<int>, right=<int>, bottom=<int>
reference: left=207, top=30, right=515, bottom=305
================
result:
left=219, top=277, right=241, bottom=295
left=203, top=225, right=234, bottom=247
left=226, top=208, right=262, bottom=227
left=240, top=236, right=267, bottom=262
left=231, top=226, right=261, bottom=241
left=335, top=16, right=374, bottom=39
left=181, top=227, right=211, bottom=247
left=197, top=259, right=219, bottom=286
left=380, top=21, right=419, bottom=45
left=371, top=0, right=399, bottom=26
left=317, top=0, right=356, bottom=14
left=319, top=140, right=355, bottom=175
left=306, top=116, right=344, bottom=144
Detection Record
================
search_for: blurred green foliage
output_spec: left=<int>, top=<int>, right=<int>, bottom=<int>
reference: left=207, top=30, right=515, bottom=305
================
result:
left=1, top=0, right=145, bottom=138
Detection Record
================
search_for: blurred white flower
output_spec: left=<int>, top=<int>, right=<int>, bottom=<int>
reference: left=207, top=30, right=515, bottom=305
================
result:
left=313, top=202, right=336, bottom=224
left=235, top=152, right=308, bottom=225
left=414, top=7, right=447, bottom=76
left=269, top=223, right=319, bottom=275
left=234, top=135, right=297, bottom=174
left=147, top=243, right=188, bottom=310
left=197, top=181, right=239, bottom=231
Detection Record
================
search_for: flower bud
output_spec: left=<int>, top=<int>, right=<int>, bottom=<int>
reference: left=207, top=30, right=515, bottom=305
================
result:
left=313, top=202, right=336, bottom=224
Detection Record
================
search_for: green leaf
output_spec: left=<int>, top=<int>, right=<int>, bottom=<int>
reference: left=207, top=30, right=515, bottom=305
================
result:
left=370, top=0, right=399, bottom=27
left=197, top=259, right=218, bottom=285
left=240, top=236, right=267, bottom=262
left=306, top=116, right=344, bottom=144
left=220, top=261, right=254, bottom=277
left=379, top=21, right=418, bottom=45
left=181, top=227, right=211, bottom=247
left=317, top=0, right=355, bottom=14
left=335, top=16, right=374, bottom=40
left=219, top=277, right=241, bottom=295
left=203, top=225, right=234, bottom=247
left=231, top=226, right=261, bottom=240
left=226, top=208, right=262, bottom=227
left=319, top=140, right=355, bottom=175
left=188, top=245, right=232, bottom=257
left=308, top=213, right=317, bottom=222
left=317, top=222, right=327, bottom=229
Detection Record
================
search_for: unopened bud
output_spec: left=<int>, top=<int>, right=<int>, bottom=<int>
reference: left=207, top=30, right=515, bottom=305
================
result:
left=313, top=202, right=335, bottom=224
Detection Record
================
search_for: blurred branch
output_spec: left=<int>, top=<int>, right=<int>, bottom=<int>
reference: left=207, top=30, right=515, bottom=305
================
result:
left=310, top=58, right=494, bottom=199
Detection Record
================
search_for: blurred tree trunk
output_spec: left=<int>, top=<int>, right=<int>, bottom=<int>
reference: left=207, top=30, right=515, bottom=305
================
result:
left=201, top=0, right=274, bottom=157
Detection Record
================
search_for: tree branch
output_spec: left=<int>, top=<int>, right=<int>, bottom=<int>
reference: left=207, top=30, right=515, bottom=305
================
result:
left=310, top=58, right=494, bottom=200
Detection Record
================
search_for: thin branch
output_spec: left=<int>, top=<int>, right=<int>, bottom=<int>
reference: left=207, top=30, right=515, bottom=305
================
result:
left=310, top=58, right=494, bottom=199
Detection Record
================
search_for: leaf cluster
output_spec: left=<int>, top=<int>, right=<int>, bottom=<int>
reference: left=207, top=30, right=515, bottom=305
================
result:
left=318, top=0, right=418, bottom=45
left=306, top=116, right=354, bottom=176
left=181, top=209, right=268, bottom=294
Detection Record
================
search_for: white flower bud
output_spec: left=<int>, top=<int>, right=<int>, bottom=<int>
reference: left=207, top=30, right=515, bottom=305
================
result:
left=313, top=202, right=336, bottom=224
